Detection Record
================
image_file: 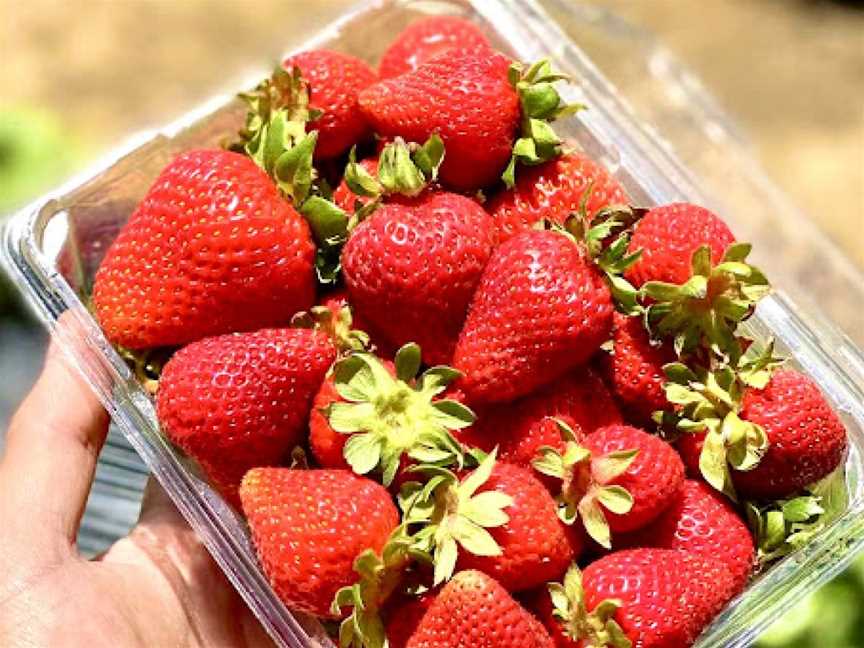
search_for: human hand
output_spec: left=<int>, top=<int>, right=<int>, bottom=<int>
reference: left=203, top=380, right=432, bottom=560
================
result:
left=0, top=340, right=273, bottom=647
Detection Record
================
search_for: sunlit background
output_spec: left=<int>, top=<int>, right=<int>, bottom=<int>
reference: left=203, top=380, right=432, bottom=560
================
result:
left=2, top=1, right=862, bottom=645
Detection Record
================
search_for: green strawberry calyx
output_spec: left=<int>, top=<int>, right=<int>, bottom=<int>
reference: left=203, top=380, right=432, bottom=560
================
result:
left=532, top=419, right=637, bottom=549
left=325, top=343, right=474, bottom=487
left=331, top=524, right=428, bottom=648
left=562, top=197, right=648, bottom=316
left=744, top=467, right=847, bottom=565
left=548, top=563, right=632, bottom=648
left=344, top=134, right=445, bottom=219
left=397, top=449, right=513, bottom=585
left=291, top=303, right=371, bottom=355
left=641, top=242, right=771, bottom=362
left=503, top=59, right=584, bottom=188
left=656, top=340, right=783, bottom=500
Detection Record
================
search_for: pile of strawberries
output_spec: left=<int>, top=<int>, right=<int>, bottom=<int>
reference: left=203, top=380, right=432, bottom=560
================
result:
left=90, top=15, right=849, bottom=648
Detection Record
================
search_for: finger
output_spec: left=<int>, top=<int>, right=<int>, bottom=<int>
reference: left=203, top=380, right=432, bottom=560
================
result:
left=0, top=338, right=109, bottom=552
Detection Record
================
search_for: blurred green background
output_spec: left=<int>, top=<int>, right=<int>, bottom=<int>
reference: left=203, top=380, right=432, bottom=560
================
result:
left=1, top=1, right=862, bottom=645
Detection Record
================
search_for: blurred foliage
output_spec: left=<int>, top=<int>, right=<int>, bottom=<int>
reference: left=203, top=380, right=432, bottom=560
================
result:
left=756, top=550, right=864, bottom=646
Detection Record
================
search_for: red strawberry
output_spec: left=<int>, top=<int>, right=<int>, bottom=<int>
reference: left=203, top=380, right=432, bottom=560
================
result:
left=384, top=592, right=437, bottom=648
left=359, top=50, right=519, bottom=191
left=379, top=16, right=492, bottom=78
left=456, top=462, right=582, bottom=591
left=239, top=467, right=399, bottom=618
left=453, top=229, right=613, bottom=404
left=92, top=149, right=315, bottom=349
left=342, top=192, right=496, bottom=365
left=625, top=202, right=735, bottom=287
left=455, top=368, right=622, bottom=470
left=156, top=328, right=335, bottom=495
left=308, top=357, right=396, bottom=471
left=618, top=480, right=755, bottom=592
left=678, top=368, right=847, bottom=500
left=311, top=346, right=473, bottom=488
left=486, top=151, right=628, bottom=243
left=607, top=312, right=675, bottom=424
left=406, top=570, right=553, bottom=648
left=541, top=550, right=737, bottom=648
left=534, top=422, right=683, bottom=549
left=283, top=50, right=378, bottom=159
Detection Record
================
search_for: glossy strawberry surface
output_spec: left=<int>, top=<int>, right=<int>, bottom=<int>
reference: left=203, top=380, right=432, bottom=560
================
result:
left=626, top=202, right=735, bottom=287
left=679, top=368, right=848, bottom=500
left=618, top=480, right=755, bottom=592
left=457, top=462, right=581, bottom=591
left=406, top=570, right=553, bottom=648
left=584, top=425, right=684, bottom=533
left=487, top=151, right=628, bottom=243
left=157, top=328, right=335, bottom=490
left=608, top=312, right=675, bottom=424
left=93, top=149, right=315, bottom=349
left=454, top=229, right=613, bottom=404
left=385, top=591, right=438, bottom=648
left=284, top=49, right=377, bottom=159
left=359, top=50, right=519, bottom=191
left=456, top=368, right=622, bottom=469
left=379, top=16, right=491, bottom=78
left=240, top=468, right=399, bottom=618
left=342, top=192, right=495, bottom=365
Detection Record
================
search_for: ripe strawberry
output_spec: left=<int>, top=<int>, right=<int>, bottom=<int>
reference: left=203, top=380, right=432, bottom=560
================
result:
left=453, top=229, right=613, bottom=404
left=618, top=480, right=755, bottom=592
left=456, top=462, right=582, bottom=591
left=379, top=16, right=492, bottom=78
left=92, top=149, right=315, bottom=349
left=406, top=570, right=553, bottom=648
left=156, top=328, right=335, bottom=494
left=239, top=467, right=399, bottom=618
left=312, top=344, right=473, bottom=487
left=455, top=368, right=622, bottom=470
left=625, top=202, right=735, bottom=287
left=678, top=368, right=847, bottom=500
left=486, top=151, right=628, bottom=243
left=283, top=49, right=378, bottom=159
left=342, top=192, right=496, bottom=365
left=607, top=312, right=675, bottom=424
left=534, top=423, right=684, bottom=548
left=359, top=50, right=519, bottom=191
left=541, top=550, right=737, bottom=648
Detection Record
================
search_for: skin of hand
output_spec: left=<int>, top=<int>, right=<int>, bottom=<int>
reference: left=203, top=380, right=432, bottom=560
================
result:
left=0, top=340, right=273, bottom=647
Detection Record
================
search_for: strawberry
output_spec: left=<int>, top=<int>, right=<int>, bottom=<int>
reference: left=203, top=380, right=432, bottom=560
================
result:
left=359, top=49, right=519, bottom=191
left=403, top=454, right=580, bottom=591
left=239, top=467, right=399, bottom=618
left=534, top=422, right=684, bottom=548
left=379, top=16, right=492, bottom=78
left=455, top=367, right=622, bottom=470
left=291, top=289, right=373, bottom=354
left=676, top=368, right=847, bottom=500
left=486, top=151, right=628, bottom=243
left=618, top=480, right=755, bottom=592
left=283, top=49, right=377, bottom=159
left=333, top=156, right=379, bottom=213
left=542, top=551, right=737, bottom=648
left=156, top=328, right=335, bottom=495
left=315, top=344, right=473, bottom=487
left=406, top=570, right=553, bottom=648
left=342, top=191, right=495, bottom=365
left=92, top=149, right=316, bottom=349
left=453, top=229, right=613, bottom=404
left=607, top=312, right=675, bottom=424
left=625, top=202, right=735, bottom=288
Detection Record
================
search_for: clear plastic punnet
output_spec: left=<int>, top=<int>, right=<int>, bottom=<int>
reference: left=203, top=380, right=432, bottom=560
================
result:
left=3, top=2, right=863, bottom=647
